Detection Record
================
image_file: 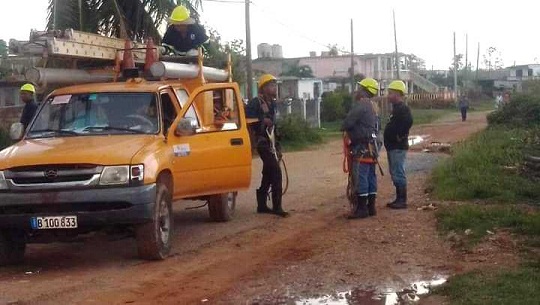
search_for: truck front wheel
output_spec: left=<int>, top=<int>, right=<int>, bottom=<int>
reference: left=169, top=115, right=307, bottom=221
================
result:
left=0, top=230, right=26, bottom=266
left=208, top=192, right=236, bottom=222
left=135, top=183, right=173, bottom=260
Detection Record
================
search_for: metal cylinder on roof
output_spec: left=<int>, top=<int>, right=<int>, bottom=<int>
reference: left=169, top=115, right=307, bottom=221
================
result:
left=150, top=61, right=229, bottom=82
left=25, top=68, right=115, bottom=85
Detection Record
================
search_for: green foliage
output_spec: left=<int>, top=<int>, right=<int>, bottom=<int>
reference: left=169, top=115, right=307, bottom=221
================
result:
left=277, top=115, right=322, bottom=150
left=321, top=91, right=349, bottom=122
left=46, top=0, right=202, bottom=41
left=488, top=94, right=540, bottom=128
left=280, top=62, right=314, bottom=78
left=435, top=265, right=540, bottom=305
left=0, top=39, right=7, bottom=58
left=410, top=109, right=453, bottom=125
left=0, top=128, right=12, bottom=151
left=432, top=127, right=540, bottom=202
left=204, top=28, right=245, bottom=84
left=436, top=204, right=540, bottom=243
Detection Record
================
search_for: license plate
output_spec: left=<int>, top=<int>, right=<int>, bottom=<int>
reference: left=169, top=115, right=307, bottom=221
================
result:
left=31, top=216, right=78, bottom=229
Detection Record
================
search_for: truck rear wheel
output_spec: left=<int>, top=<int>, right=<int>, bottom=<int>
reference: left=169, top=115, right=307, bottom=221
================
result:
left=208, top=192, right=236, bottom=222
left=135, top=183, right=173, bottom=260
left=0, top=230, right=26, bottom=266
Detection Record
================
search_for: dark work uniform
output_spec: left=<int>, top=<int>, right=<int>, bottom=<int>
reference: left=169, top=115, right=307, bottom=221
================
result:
left=384, top=101, right=413, bottom=193
left=20, top=100, right=38, bottom=130
left=245, top=96, right=284, bottom=214
left=162, top=24, right=209, bottom=53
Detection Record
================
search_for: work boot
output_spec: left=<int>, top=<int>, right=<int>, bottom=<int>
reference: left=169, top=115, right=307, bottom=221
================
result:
left=348, top=196, right=369, bottom=219
left=271, top=191, right=289, bottom=217
left=388, top=186, right=408, bottom=209
left=386, top=186, right=399, bottom=207
left=256, top=189, right=273, bottom=214
left=367, top=194, right=377, bottom=216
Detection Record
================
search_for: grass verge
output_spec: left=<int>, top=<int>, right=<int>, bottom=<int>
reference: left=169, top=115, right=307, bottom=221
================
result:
left=431, top=127, right=540, bottom=202
left=434, top=264, right=540, bottom=305
left=411, top=108, right=455, bottom=125
left=436, top=204, right=540, bottom=244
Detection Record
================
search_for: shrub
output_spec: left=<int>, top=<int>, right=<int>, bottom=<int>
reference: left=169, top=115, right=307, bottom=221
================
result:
left=277, top=115, right=322, bottom=149
left=488, top=94, right=540, bottom=128
left=321, top=92, right=346, bottom=122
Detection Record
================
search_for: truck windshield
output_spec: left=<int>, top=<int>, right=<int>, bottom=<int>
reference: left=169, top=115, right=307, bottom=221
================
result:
left=27, top=93, right=159, bottom=138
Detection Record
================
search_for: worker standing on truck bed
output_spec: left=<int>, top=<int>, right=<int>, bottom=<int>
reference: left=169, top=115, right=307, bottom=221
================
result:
left=246, top=74, right=289, bottom=217
left=162, top=5, right=209, bottom=56
left=19, top=83, right=38, bottom=130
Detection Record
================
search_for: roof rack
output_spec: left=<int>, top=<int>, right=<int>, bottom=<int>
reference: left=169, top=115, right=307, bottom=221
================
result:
left=10, top=29, right=232, bottom=88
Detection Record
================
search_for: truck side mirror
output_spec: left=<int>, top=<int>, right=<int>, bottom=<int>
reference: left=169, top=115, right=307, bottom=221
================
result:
left=9, top=123, right=24, bottom=141
left=175, top=118, right=197, bottom=137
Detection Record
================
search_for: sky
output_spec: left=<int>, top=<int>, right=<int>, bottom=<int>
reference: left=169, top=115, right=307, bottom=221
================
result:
left=1, top=0, right=539, bottom=70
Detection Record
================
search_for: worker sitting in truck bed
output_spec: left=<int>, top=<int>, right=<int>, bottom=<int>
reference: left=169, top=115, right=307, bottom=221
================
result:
left=162, top=5, right=209, bottom=56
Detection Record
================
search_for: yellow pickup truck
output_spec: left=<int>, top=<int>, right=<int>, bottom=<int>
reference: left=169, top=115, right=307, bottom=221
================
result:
left=0, top=77, right=252, bottom=264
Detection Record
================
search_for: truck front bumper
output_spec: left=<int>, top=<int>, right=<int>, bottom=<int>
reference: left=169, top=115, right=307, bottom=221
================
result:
left=0, top=184, right=156, bottom=230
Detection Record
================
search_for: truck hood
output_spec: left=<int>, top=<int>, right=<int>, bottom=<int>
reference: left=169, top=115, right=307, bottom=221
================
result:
left=0, top=135, right=158, bottom=170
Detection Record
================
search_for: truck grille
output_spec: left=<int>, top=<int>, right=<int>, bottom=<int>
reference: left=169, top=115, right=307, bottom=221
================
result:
left=0, top=202, right=132, bottom=215
left=4, top=164, right=103, bottom=190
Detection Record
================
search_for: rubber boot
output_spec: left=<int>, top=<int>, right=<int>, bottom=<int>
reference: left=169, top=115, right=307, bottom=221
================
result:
left=386, top=186, right=399, bottom=207
left=388, top=186, right=408, bottom=209
left=348, top=196, right=369, bottom=219
left=271, top=191, right=289, bottom=217
left=256, top=189, right=273, bottom=214
left=367, top=194, right=377, bottom=216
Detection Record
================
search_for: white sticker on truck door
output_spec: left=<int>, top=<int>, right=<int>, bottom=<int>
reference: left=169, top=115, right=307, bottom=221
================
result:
left=173, top=144, right=191, bottom=157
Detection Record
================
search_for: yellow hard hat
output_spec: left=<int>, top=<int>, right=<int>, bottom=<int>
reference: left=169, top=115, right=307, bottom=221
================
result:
left=169, top=5, right=194, bottom=25
left=358, top=78, right=379, bottom=96
left=258, top=74, right=277, bottom=89
left=20, top=83, right=35, bottom=93
left=388, top=80, right=407, bottom=95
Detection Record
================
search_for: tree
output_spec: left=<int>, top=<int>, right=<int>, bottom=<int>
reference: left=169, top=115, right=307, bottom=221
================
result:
left=280, top=61, right=314, bottom=78
left=405, top=54, right=425, bottom=71
left=449, top=54, right=464, bottom=71
left=204, top=28, right=246, bottom=84
left=483, top=47, right=504, bottom=70
left=47, top=0, right=202, bottom=42
left=327, top=44, right=340, bottom=56
left=0, top=40, right=7, bottom=58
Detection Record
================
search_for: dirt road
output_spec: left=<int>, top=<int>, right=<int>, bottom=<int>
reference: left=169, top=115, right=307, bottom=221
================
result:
left=0, top=112, right=489, bottom=305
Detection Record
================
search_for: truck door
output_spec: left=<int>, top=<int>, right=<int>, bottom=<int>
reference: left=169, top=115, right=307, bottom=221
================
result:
left=168, top=83, right=252, bottom=198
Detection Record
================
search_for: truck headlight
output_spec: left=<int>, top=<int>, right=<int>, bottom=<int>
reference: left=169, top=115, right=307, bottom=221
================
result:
left=99, top=166, right=129, bottom=185
left=0, top=171, right=7, bottom=190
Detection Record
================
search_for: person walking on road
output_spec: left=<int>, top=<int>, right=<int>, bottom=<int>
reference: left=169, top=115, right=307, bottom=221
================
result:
left=246, top=74, right=289, bottom=217
left=459, top=95, right=469, bottom=122
left=342, top=78, right=381, bottom=219
left=19, top=83, right=38, bottom=130
left=384, top=80, right=413, bottom=209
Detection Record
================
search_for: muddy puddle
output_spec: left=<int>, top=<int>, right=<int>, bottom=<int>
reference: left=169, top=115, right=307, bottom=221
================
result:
left=251, top=276, right=447, bottom=305
left=295, top=277, right=447, bottom=305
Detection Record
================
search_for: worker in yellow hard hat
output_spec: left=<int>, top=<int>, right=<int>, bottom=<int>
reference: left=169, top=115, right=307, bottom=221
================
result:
left=19, top=83, right=38, bottom=130
left=384, top=80, right=413, bottom=209
left=162, top=5, right=209, bottom=56
left=341, top=78, right=381, bottom=218
left=245, top=74, right=288, bottom=217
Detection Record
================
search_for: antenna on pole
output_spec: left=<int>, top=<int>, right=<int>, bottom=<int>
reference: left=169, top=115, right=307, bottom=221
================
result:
left=393, top=9, right=400, bottom=80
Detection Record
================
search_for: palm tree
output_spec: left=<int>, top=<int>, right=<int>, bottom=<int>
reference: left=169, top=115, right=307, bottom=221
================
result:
left=47, top=0, right=202, bottom=42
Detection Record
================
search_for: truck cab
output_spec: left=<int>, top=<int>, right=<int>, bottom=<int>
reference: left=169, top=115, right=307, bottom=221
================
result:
left=0, top=77, right=252, bottom=264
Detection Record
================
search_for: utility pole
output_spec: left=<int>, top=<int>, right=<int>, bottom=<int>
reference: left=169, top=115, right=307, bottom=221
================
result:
left=453, top=32, right=458, bottom=103
left=465, top=33, right=468, bottom=79
left=53, top=0, right=58, bottom=30
left=393, top=10, right=400, bottom=80
left=78, top=0, right=83, bottom=30
left=476, top=42, right=480, bottom=81
left=245, top=0, right=254, bottom=99
left=350, top=19, right=355, bottom=95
